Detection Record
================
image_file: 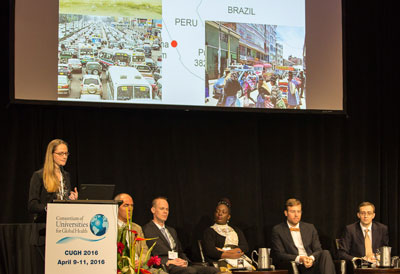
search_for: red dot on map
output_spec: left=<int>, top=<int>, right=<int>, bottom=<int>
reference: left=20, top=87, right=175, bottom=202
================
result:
left=171, top=40, right=178, bottom=48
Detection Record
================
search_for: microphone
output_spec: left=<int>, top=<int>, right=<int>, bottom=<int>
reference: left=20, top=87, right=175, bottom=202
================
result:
left=59, top=166, right=67, bottom=200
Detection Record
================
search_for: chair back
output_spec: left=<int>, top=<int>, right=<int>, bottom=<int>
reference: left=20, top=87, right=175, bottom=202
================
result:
left=335, top=238, right=349, bottom=273
left=197, top=240, right=206, bottom=263
left=191, top=240, right=209, bottom=267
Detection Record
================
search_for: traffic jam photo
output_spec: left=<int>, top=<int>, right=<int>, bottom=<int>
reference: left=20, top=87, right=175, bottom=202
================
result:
left=58, top=14, right=162, bottom=102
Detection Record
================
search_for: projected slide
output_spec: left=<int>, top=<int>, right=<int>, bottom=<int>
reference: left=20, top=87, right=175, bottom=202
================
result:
left=57, top=0, right=306, bottom=109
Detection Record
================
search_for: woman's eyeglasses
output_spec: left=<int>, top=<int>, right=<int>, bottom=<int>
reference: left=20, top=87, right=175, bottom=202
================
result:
left=53, top=152, right=70, bottom=157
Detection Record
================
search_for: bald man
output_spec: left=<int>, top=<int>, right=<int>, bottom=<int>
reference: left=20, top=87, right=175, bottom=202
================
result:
left=115, top=193, right=167, bottom=274
left=143, top=197, right=218, bottom=274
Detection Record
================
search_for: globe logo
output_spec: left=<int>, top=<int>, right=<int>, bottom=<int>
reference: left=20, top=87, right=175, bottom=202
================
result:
left=90, top=214, right=109, bottom=236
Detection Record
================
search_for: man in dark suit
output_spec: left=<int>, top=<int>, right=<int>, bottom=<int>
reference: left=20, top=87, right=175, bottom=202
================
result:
left=143, top=197, right=218, bottom=274
left=338, top=201, right=389, bottom=262
left=271, top=198, right=336, bottom=274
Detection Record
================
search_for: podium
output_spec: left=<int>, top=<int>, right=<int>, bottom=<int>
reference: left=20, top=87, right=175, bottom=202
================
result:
left=45, top=200, right=119, bottom=274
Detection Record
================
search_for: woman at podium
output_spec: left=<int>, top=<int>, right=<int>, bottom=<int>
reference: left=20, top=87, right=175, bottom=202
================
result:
left=28, top=139, right=78, bottom=223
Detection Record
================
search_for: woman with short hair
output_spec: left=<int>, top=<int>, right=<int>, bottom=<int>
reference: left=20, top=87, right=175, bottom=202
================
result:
left=202, top=198, right=250, bottom=269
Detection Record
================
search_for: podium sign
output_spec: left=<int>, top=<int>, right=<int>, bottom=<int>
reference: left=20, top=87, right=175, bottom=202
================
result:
left=45, top=202, right=118, bottom=274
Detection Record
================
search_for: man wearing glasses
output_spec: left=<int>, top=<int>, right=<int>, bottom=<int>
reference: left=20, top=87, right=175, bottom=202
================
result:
left=338, top=202, right=389, bottom=262
left=271, top=198, right=336, bottom=274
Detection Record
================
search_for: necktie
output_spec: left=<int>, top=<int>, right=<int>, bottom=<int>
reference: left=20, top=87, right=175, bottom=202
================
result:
left=365, top=229, right=373, bottom=258
left=290, top=227, right=300, bottom=232
left=161, top=228, right=172, bottom=249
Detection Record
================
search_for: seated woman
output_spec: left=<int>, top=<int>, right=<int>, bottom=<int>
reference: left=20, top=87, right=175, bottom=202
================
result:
left=202, top=198, right=251, bottom=269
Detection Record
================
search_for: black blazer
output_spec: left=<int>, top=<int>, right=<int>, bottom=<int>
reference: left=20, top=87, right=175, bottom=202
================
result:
left=271, top=222, right=323, bottom=263
left=143, top=221, right=190, bottom=266
left=338, top=221, right=389, bottom=261
left=28, top=169, right=71, bottom=223
left=202, top=225, right=249, bottom=263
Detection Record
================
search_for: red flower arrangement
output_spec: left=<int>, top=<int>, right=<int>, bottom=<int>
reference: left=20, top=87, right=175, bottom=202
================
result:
left=117, top=208, right=159, bottom=274
left=147, top=255, right=161, bottom=267
left=118, top=242, right=125, bottom=255
left=138, top=269, right=151, bottom=274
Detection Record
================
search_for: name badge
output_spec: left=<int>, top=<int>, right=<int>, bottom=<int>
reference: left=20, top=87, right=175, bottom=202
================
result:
left=168, top=251, right=178, bottom=260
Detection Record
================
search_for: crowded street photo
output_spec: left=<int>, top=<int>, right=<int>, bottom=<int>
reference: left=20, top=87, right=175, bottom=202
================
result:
left=205, top=22, right=306, bottom=109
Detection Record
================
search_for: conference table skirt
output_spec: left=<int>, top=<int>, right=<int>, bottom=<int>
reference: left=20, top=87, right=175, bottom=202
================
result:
left=354, top=269, right=400, bottom=273
left=0, top=223, right=45, bottom=274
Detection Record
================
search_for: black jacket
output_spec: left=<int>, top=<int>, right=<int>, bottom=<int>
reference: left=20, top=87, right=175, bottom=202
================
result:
left=271, top=221, right=323, bottom=263
left=202, top=225, right=249, bottom=263
left=28, top=168, right=71, bottom=223
left=143, top=221, right=190, bottom=266
left=338, top=221, right=389, bottom=261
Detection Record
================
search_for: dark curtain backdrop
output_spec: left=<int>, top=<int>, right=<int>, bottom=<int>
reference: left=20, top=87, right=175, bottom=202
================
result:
left=1, top=0, right=399, bottom=262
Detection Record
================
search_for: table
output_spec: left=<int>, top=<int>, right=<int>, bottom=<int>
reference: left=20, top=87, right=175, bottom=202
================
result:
left=354, top=268, right=400, bottom=274
left=232, top=271, right=288, bottom=274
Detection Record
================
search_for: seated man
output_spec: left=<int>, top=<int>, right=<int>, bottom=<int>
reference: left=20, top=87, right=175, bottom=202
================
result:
left=338, top=201, right=389, bottom=262
left=115, top=193, right=166, bottom=274
left=143, top=197, right=218, bottom=274
left=271, top=198, right=336, bottom=274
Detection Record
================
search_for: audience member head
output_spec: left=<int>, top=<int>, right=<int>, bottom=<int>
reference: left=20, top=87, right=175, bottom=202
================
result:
left=231, top=72, right=238, bottom=80
left=43, top=139, right=69, bottom=192
left=151, top=197, right=169, bottom=226
left=270, top=75, right=277, bottom=85
left=215, top=198, right=232, bottom=225
left=284, top=198, right=302, bottom=226
left=357, top=201, right=375, bottom=227
left=224, top=68, right=231, bottom=79
left=115, top=193, right=134, bottom=223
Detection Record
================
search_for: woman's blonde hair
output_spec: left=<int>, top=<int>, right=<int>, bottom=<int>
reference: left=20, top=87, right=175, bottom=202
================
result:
left=43, top=139, right=68, bottom=192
